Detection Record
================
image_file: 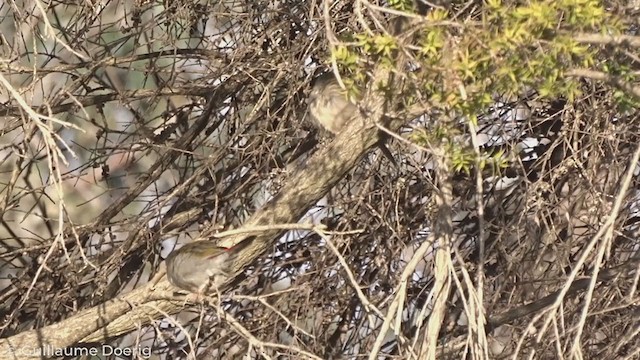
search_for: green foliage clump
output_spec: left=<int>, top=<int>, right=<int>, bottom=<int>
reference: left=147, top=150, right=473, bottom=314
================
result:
left=331, top=0, right=625, bottom=175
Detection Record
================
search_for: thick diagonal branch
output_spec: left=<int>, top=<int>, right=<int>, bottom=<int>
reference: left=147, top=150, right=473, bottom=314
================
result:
left=0, top=76, right=407, bottom=358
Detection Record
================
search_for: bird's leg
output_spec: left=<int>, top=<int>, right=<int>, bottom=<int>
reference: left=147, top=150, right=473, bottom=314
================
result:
left=194, top=271, right=229, bottom=305
left=195, top=278, right=215, bottom=304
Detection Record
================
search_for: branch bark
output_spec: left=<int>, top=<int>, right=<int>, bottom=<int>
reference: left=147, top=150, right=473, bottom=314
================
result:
left=0, top=71, right=407, bottom=359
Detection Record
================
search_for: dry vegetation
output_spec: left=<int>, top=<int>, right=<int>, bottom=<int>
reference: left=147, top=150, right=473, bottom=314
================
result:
left=1, top=0, right=640, bottom=359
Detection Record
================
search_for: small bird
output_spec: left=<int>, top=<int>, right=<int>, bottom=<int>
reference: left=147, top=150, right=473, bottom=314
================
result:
left=165, top=238, right=252, bottom=294
left=307, top=72, right=398, bottom=167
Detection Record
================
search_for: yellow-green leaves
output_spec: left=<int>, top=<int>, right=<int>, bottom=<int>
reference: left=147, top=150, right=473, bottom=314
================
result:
left=486, top=0, right=502, bottom=11
left=420, top=29, right=445, bottom=59
left=388, top=0, right=414, bottom=12
left=373, top=35, right=397, bottom=57
left=332, top=45, right=359, bottom=72
left=456, top=49, right=481, bottom=82
left=603, top=63, right=640, bottom=111
left=355, top=33, right=397, bottom=57
left=560, top=0, right=606, bottom=28
left=328, top=0, right=624, bottom=163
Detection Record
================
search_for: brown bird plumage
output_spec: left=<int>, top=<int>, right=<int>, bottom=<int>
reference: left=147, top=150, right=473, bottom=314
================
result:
left=165, top=237, right=253, bottom=294
left=307, top=72, right=398, bottom=167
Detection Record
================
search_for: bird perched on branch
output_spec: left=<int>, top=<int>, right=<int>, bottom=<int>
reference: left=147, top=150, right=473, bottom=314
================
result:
left=165, top=237, right=253, bottom=294
left=307, top=72, right=398, bottom=167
